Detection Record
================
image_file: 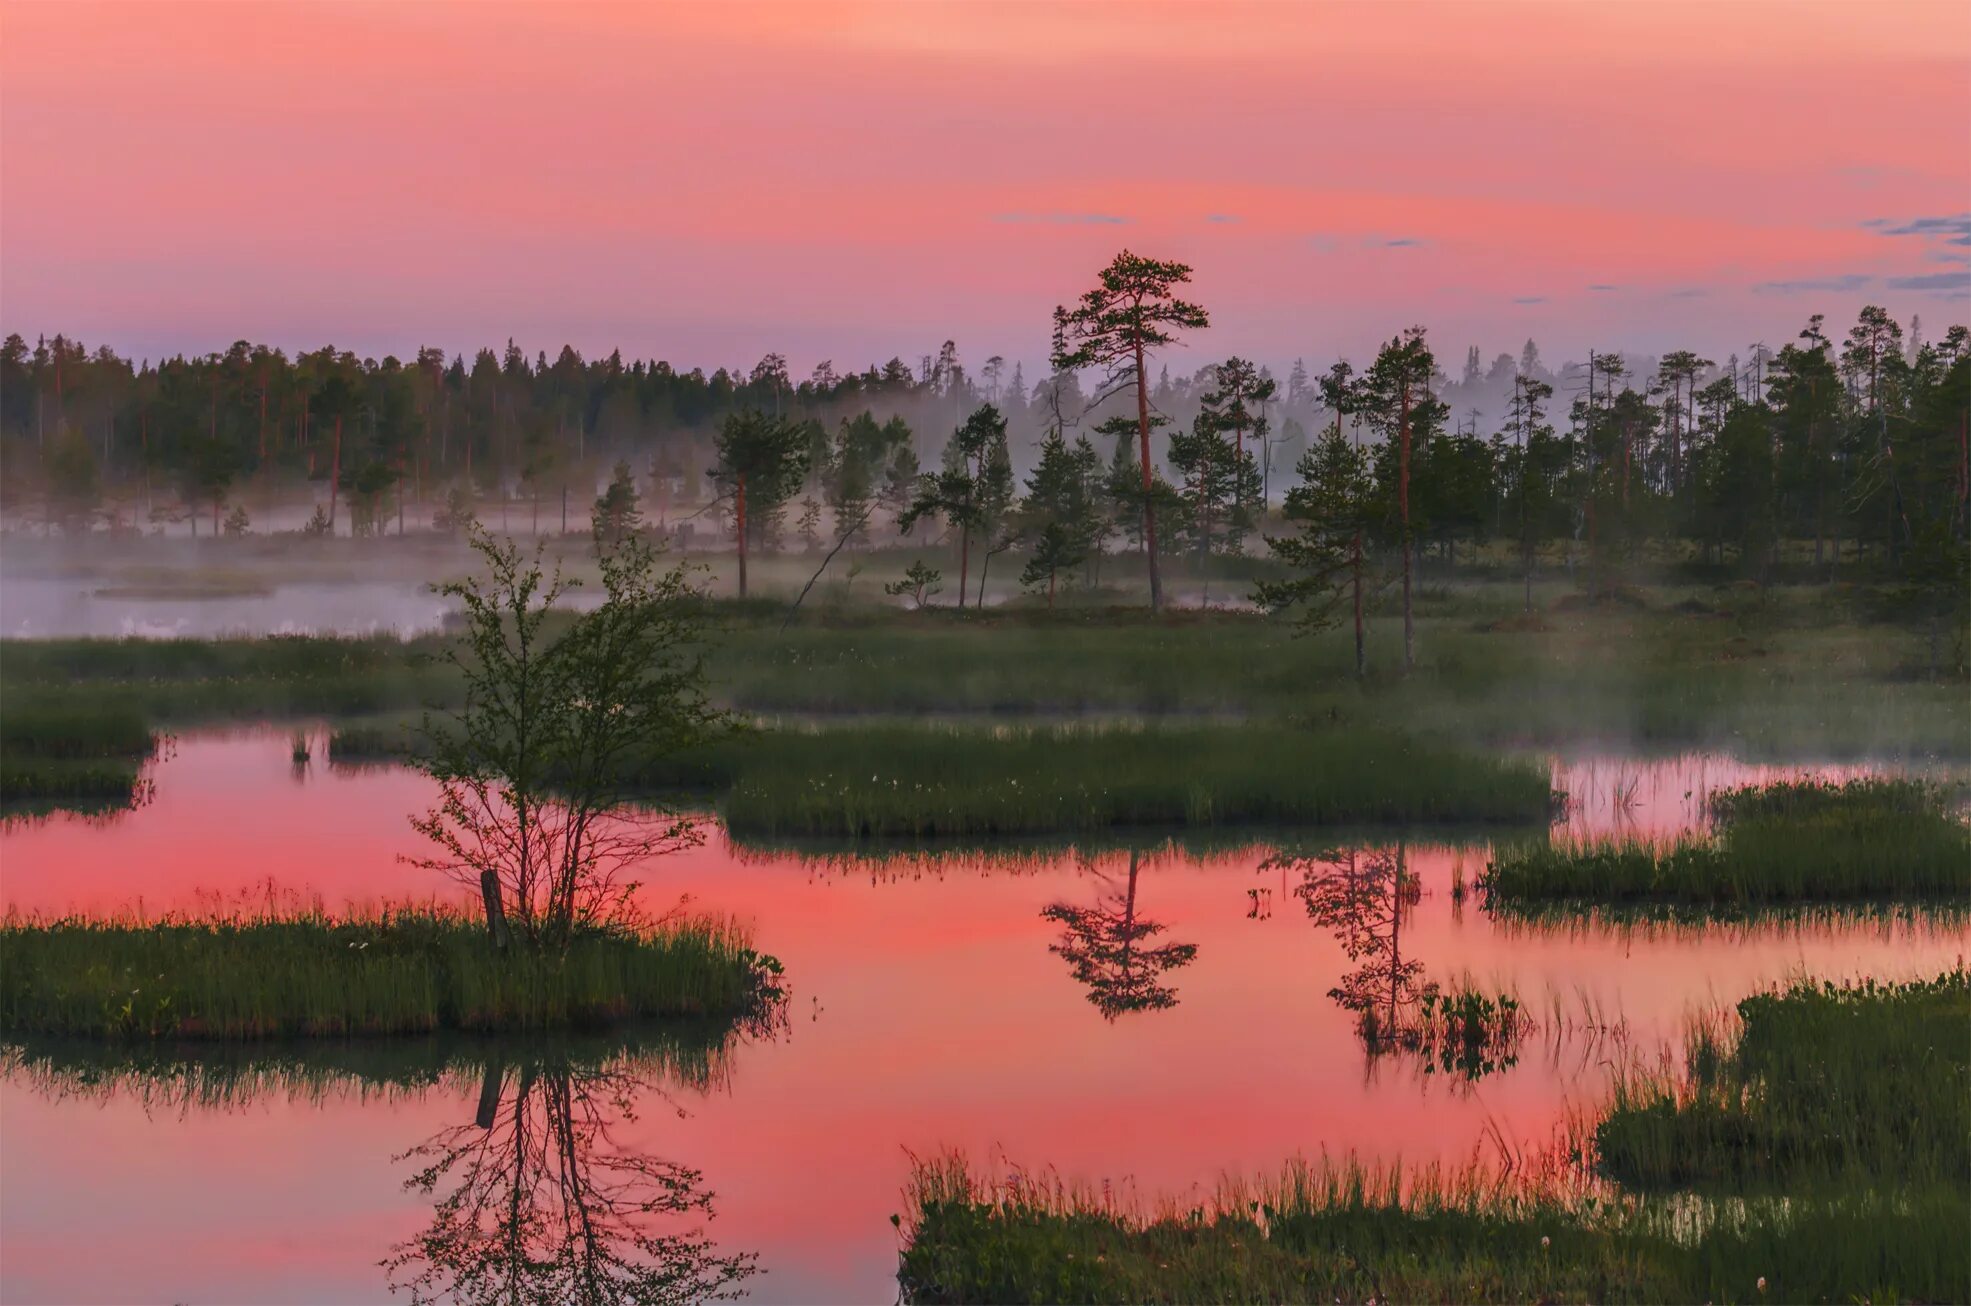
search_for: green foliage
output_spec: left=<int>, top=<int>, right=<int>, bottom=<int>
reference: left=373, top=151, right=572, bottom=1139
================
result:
left=412, top=528, right=725, bottom=948
left=712, top=724, right=1549, bottom=838
left=0, top=911, right=779, bottom=1039
left=884, top=559, right=943, bottom=608
left=1596, top=971, right=1969, bottom=1192
left=1484, top=779, right=1971, bottom=904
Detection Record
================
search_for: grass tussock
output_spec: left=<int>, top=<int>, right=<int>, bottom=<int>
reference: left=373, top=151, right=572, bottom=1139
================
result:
left=897, top=1151, right=1967, bottom=1305
left=1484, top=779, right=1971, bottom=904
left=0, top=703, right=157, bottom=807
left=1594, top=970, right=1970, bottom=1193
left=710, top=724, right=1552, bottom=838
left=0, top=909, right=782, bottom=1040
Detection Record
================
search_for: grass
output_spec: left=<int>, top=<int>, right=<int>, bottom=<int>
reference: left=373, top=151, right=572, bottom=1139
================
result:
left=4, top=581, right=1966, bottom=759
left=0, top=909, right=783, bottom=1039
left=1594, top=970, right=1971, bottom=1193
left=897, top=1151, right=1968, bottom=1305
left=707, top=723, right=1552, bottom=838
left=0, top=702, right=157, bottom=808
left=326, top=717, right=1551, bottom=838
left=1483, top=778, right=1971, bottom=905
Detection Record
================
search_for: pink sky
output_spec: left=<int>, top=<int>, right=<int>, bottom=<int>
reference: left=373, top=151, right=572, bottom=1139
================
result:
left=3, top=0, right=1968, bottom=374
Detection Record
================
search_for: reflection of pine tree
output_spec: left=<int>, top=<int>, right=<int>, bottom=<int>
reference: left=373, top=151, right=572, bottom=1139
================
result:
left=1041, top=849, right=1198, bottom=1019
left=1293, top=844, right=1434, bottom=1045
left=385, top=1052, right=756, bottom=1305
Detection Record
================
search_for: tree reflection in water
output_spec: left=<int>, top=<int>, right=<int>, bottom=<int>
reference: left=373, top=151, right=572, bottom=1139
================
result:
left=385, top=1049, right=759, bottom=1305
left=1041, top=847, right=1199, bottom=1019
left=0, top=1030, right=762, bottom=1306
left=1278, top=842, right=1524, bottom=1082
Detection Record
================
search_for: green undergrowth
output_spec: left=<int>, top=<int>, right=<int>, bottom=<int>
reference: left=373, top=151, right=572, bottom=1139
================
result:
left=1483, top=778, right=1971, bottom=904
left=1595, top=970, right=1971, bottom=1193
left=0, top=910, right=782, bottom=1039
left=708, top=724, right=1552, bottom=837
left=897, top=1152, right=1966, bottom=1304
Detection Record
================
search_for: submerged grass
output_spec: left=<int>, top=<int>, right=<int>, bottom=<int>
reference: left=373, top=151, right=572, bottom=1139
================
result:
left=0, top=909, right=781, bottom=1039
left=1484, top=778, right=1971, bottom=904
left=1595, top=970, right=1971, bottom=1193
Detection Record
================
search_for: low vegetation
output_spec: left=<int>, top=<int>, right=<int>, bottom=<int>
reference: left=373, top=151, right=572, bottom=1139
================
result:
left=900, top=971, right=1971, bottom=1303
left=898, top=1152, right=1964, bottom=1305
left=1595, top=969, right=1969, bottom=1192
left=1483, top=778, right=1970, bottom=905
left=0, top=702, right=156, bottom=809
left=0, top=909, right=782, bottom=1039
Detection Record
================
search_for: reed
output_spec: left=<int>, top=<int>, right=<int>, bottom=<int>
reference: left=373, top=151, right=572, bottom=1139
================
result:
left=897, top=1151, right=1967, bottom=1304
left=1595, top=970, right=1970, bottom=1192
left=1484, top=781, right=1970, bottom=904
left=711, top=724, right=1552, bottom=838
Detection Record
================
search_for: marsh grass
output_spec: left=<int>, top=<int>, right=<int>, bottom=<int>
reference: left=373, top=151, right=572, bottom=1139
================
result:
left=0, top=703, right=157, bottom=808
left=712, top=724, right=1552, bottom=838
left=1484, top=779, right=1971, bottom=904
left=897, top=1151, right=1966, bottom=1304
left=1594, top=970, right=1970, bottom=1193
left=0, top=909, right=782, bottom=1039
left=5, top=587, right=1966, bottom=758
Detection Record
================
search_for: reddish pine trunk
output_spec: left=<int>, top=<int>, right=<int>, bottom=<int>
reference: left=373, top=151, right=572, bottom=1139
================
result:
left=328, top=415, right=342, bottom=534
left=736, top=473, right=749, bottom=597
left=1135, top=337, right=1162, bottom=612
left=1399, top=382, right=1413, bottom=669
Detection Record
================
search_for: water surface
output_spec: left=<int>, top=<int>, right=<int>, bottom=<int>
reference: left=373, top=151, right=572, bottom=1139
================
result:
left=2, top=734, right=1960, bottom=1303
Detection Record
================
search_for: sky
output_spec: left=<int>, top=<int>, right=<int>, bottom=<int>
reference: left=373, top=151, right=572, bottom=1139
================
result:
left=3, top=0, right=1969, bottom=378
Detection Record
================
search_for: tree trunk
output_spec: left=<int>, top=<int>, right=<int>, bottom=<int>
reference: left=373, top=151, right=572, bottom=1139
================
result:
left=736, top=473, right=749, bottom=597
left=1399, top=382, right=1414, bottom=669
left=1135, top=339, right=1162, bottom=612
left=958, top=525, right=970, bottom=610
left=479, top=868, right=511, bottom=949
left=1352, top=529, right=1365, bottom=678
left=328, top=414, right=342, bottom=535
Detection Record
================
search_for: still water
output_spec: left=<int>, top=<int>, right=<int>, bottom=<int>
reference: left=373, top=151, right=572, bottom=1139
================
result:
left=2, top=734, right=1961, bottom=1303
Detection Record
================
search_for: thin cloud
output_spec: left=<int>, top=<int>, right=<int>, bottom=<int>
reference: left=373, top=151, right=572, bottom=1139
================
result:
left=1205, top=213, right=1240, bottom=224
left=1870, top=213, right=1971, bottom=240
left=1885, top=270, right=1971, bottom=291
left=1511, top=296, right=1545, bottom=305
left=1755, top=273, right=1872, bottom=294
left=1588, top=284, right=1619, bottom=292
left=1380, top=237, right=1424, bottom=248
left=991, top=212, right=1128, bottom=225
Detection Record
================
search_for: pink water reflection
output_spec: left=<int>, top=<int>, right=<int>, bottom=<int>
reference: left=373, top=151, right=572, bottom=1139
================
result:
left=2, top=733, right=1962, bottom=1303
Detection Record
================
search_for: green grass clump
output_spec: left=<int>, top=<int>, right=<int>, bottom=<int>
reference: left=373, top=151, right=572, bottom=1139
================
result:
left=0, top=703, right=157, bottom=808
left=1706, top=775, right=1953, bottom=822
left=1595, top=970, right=1971, bottom=1192
left=0, top=910, right=781, bottom=1039
left=897, top=1153, right=1967, bottom=1304
left=1484, top=779, right=1970, bottom=904
left=711, top=724, right=1552, bottom=838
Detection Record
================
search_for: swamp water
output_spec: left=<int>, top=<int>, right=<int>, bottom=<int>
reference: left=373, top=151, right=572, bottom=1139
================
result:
left=1, top=733, right=1962, bottom=1302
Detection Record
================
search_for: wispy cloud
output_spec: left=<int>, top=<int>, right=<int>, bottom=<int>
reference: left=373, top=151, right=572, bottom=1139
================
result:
left=1754, top=273, right=1872, bottom=294
left=1206, top=213, right=1240, bottom=224
left=1868, top=213, right=1971, bottom=240
left=1885, top=270, right=1971, bottom=291
left=1380, top=236, right=1424, bottom=248
left=1511, top=296, right=1545, bottom=305
left=1587, top=283, right=1619, bottom=292
left=991, top=212, right=1128, bottom=225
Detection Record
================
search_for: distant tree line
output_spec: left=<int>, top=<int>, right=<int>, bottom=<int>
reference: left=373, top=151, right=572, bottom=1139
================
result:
left=5, top=261, right=1965, bottom=637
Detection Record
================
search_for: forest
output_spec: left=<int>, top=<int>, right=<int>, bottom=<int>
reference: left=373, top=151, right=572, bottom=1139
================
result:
left=6, top=295, right=1965, bottom=623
